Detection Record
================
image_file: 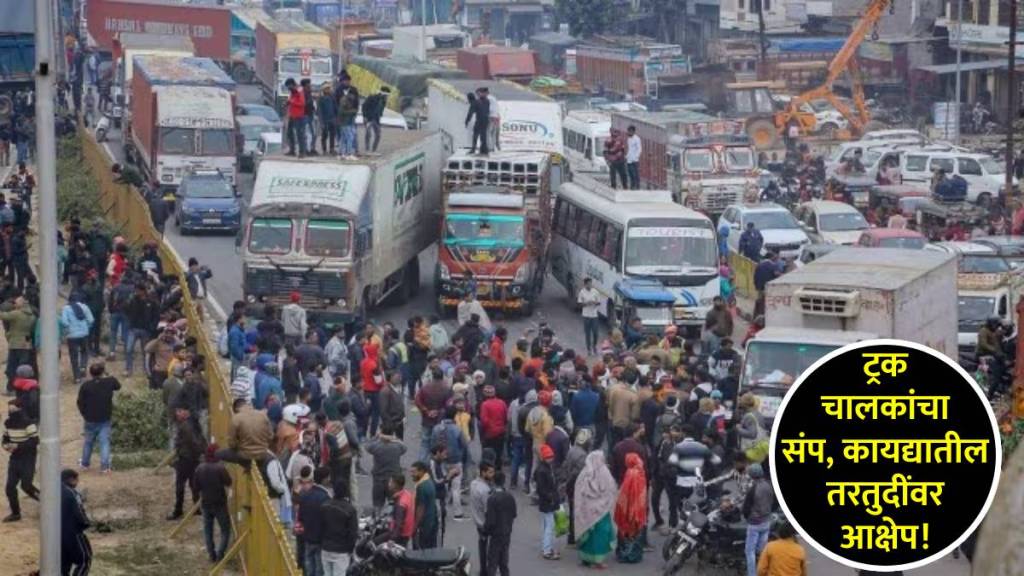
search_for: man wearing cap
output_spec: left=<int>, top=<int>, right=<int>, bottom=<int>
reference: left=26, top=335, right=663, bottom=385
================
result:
left=282, top=292, right=308, bottom=349
left=479, top=384, right=507, bottom=469
left=194, top=445, right=232, bottom=563
left=284, top=78, right=308, bottom=157
left=533, top=443, right=560, bottom=560
left=144, top=327, right=178, bottom=390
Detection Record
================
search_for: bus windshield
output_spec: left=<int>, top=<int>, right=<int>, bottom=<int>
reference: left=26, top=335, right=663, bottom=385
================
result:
left=741, top=340, right=839, bottom=418
left=248, top=218, right=292, bottom=254
left=444, top=214, right=525, bottom=248
left=625, top=224, right=716, bottom=274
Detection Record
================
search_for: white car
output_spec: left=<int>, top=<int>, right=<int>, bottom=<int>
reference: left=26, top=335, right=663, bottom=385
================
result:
left=253, top=132, right=283, bottom=173
left=899, top=150, right=1014, bottom=205
left=860, top=129, right=928, bottom=144
left=720, top=203, right=810, bottom=259
left=793, top=200, right=870, bottom=245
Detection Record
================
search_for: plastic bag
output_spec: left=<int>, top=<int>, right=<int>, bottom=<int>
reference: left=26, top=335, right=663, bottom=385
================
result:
left=554, top=506, right=569, bottom=537
left=745, top=439, right=770, bottom=463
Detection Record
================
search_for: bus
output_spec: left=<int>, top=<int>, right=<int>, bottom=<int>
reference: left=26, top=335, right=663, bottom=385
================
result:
left=549, top=176, right=720, bottom=335
left=563, top=110, right=610, bottom=174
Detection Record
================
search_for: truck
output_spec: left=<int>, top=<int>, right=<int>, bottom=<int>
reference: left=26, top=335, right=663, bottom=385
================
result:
left=456, top=46, right=538, bottom=83
left=243, top=130, right=443, bottom=325
left=609, top=109, right=715, bottom=190
left=665, top=119, right=762, bottom=215
left=392, top=25, right=471, bottom=65
left=739, top=247, right=958, bottom=421
left=127, top=56, right=237, bottom=190
left=110, top=33, right=195, bottom=128
left=230, top=7, right=274, bottom=83
left=85, top=0, right=231, bottom=61
left=254, top=19, right=334, bottom=109
left=0, top=0, right=33, bottom=90
left=435, top=151, right=552, bottom=316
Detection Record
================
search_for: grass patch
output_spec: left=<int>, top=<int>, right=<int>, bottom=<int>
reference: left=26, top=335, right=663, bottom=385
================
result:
left=111, top=449, right=168, bottom=471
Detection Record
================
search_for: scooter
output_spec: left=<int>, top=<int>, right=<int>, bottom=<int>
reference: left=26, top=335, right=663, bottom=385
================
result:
left=347, top=514, right=472, bottom=576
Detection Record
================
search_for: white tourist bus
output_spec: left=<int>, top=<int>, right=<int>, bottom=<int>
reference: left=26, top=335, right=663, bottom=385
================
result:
left=549, top=175, right=720, bottom=334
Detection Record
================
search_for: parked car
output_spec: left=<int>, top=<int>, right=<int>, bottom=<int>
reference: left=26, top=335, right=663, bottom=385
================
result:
left=856, top=228, right=926, bottom=249
left=253, top=132, right=283, bottom=174
left=719, top=202, right=810, bottom=259
left=924, top=241, right=1010, bottom=273
left=973, top=235, right=1024, bottom=269
left=235, top=103, right=281, bottom=124
left=236, top=115, right=281, bottom=173
left=900, top=150, right=1014, bottom=206
left=793, top=200, right=870, bottom=245
left=175, top=169, right=241, bottom=235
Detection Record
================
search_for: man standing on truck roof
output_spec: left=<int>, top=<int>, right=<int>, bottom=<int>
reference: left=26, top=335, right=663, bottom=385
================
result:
left=626, top=126, right=642, bottom=191
left=301, top=79, right=318, bottom=157
left=284, top=79, right=308, bottom=158
left=361, top=87, right=390, bottom=154
left=465, top=88, right=490, bottom=156
left=485, top=87, right=500, bottom=152
left=603, top=130, right=627, bottom=190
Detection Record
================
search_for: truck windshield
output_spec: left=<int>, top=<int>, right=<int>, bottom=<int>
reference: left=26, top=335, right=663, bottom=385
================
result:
left=959, top=295, right=995, bottom=331
left=249, top=218, right=292, bottom=254
left=625, top=225, right=716, bottom=274
left=724, top=147, right=755, bottom=171
left=280, top=58, right=304, bottom=74
left=818, top=212, right=868, bottom=231
left=306, top=219, right=350, bottom=257
left=878, top=236, right=926, bottom=249
left=201, top=129, right=234, bottom=155
left=160, top=127, right=195, bottom=154
left=684, top=149, right=714, bottom=172
left=741, top=340, right=839, bottom=418
left=960, top=256, right=1010, bottom=274
left=311, top=58, right=332, bottom=75
left=444, top=214, right=525, bottom=247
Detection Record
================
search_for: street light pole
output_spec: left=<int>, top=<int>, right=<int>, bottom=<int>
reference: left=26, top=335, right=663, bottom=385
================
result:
left=1006, top=0, right=1018, bottom=200
left=34, top=0, right=62, bottom=572
left=954, top=0, right=963, bottom=144
left=420, top=0, right=427, bottom=62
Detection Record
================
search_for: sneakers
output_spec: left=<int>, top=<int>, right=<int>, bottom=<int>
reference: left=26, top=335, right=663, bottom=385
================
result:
left=542, top=551, right=560, bottom=561
left=2, top=513, right=20, bottom=523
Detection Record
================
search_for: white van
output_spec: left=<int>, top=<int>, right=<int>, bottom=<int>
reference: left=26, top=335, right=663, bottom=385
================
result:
left=563, top=110, right=610, bottom=173
left=900, top=151, right=1014, bottom=205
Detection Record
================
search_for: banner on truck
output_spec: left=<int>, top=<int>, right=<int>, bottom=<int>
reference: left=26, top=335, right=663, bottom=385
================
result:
left=498, top=101, right=563, bottom=156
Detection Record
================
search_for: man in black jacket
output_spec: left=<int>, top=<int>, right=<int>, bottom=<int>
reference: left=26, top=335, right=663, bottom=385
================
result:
left=361, top=86, right=389, bottom=153
left=3, top=397, right=38, bottom=522
left=124, top=283, right=158, bottom=377
left=320, top=481, right=359, bottom=573
left=484, top=471, right=517, bottom=576
left=464, top=88, right=491, bottom=156
left=297, top=467, right=332, bottom=575
left=77, top=362, right=121, bottom=472
left=533, top=443, right=560, bottom=560
left=168, top=405, right=205, bottom=521
left=61, top=469, right=92, bottom=575
left=194, top=445, right=232, bottom=563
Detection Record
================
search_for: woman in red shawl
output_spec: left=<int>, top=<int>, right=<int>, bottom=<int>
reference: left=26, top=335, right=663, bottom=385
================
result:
left=614, top=452, right=648, bottom=563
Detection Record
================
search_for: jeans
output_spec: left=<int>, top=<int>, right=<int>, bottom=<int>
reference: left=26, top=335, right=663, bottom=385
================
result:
left=477, top=528, right=489, bottom=576
left=583, top=316, right=599, bottom=353
left=540, top=511, right=555, bottom=555
left=202, top=505, right=231, bottom=561
left=627, top=162, right=640, bottom=189
left=471, top=123, right=489, bottom=154
left=482, top=435, right=504, bottom=469
left=67, top=337, right=89, bottom=381
left=124, top=328, right=150, bottom=375
left=609, top=161, right=627, bottom=189
left=365, top=120, right=381, bottom=151
left=703, top=331, right=722, bottom=355
left=420, top=425, right=434, bottom=462
left=321, top=551, right=350, bottom=576
left=304, top=544, right=324, bottom=576
left=745, top=521, right=772, bottom=576
left=108, top=312, right=127, bottom=355
left=287, top=117, right=308, bottom=156
left=366, top=390, right=381, bottom=437
left=509, top=436, right=524, bottom=487
left=81, top=421, right=112, bottom=470
left=340, top=124, right=357, bottom=156
left=320, top=122, right=337, bottom=153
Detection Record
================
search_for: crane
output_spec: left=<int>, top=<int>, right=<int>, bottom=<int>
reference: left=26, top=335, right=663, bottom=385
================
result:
left=777, top=0, right=894, bottom=138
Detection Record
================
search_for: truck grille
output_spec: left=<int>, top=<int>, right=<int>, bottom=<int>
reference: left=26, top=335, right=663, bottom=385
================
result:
left=700, top=187, right=743, bottom=212
left=246, top=268, right=346, bottom=307
left=794, top=287, right=861, bottom=318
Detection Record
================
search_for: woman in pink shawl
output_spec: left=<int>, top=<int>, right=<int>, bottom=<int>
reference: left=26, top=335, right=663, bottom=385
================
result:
left=573, top=450, right=618, bottom=568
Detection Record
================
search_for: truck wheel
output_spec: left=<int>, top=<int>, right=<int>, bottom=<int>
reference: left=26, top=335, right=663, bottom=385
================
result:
left=231, top=65, right=253, bottom=84
left=746, top=119, right=779, bottom=149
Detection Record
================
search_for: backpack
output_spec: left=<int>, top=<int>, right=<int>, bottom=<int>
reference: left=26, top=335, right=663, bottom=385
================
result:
left=217, top=328, right=230, bottom=358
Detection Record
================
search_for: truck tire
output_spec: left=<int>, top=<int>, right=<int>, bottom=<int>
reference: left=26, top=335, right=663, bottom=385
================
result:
left=231, top=64, right=254, bottom=84
left=746, top=118, right=779, bottom=149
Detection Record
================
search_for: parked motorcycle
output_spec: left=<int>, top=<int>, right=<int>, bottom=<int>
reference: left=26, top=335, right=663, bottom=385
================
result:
left=347, top=514, right=471, bottom=576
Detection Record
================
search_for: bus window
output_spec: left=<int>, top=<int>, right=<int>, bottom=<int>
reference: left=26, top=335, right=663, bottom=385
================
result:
left=585, top=137, right=593, bottom=159
left=565, top=204, right=579, bottom=239
left=577, top=211, right=593, bottom=245
left=588, top=218, right=606, bottom=255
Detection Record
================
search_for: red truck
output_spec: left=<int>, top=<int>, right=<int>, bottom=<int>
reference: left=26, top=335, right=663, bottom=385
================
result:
left=86, top=0, right=231, bottom=61
left=609, top=109, right=715, bottom=189
left=456, top=46, right=537, bottom=83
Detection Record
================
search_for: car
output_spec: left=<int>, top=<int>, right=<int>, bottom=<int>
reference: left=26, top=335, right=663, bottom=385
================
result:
left=355, top=108, right=410, bottom=130
left=972, top=235, right=1024, bottom=269
left=825, top=142, right=909, bottom=179
left=236, top=115, right=281, bottom=173
left=793, top=200, right=870, bottom=245
left=235, top=103, right=281, bottom=125
left=856, top=228, right=927, bottom=249
left=859, top=129, right=928, bottom=144
left=174, top=170, right=241, bottom=235
left=899, top=150, right=1014, bottom=206
left=923, top=241, right=1012, bottom=273
left=719, top=203, right=810, bottom=259
left=253, top=132, right=283, bottom=174
left=794, top=243, right=840, bottom=268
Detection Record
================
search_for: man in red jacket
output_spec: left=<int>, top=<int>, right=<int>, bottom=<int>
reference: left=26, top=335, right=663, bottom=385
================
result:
left=478, top=384, right=508, bottom=468
left=284, top=78, right=307, bottom=157
left=360, top=343, right=383, bottom=436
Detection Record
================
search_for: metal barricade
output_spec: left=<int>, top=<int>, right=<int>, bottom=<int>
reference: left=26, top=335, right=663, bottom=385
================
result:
left=729, top=251, right=758, bottom=299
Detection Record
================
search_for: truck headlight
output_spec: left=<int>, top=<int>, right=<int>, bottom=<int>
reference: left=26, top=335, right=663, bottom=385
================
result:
left=699, top=297, right=713, bottom=306
left=438, top=263, right=450, bottom=281
left=513, top=266, right=528, bottom=283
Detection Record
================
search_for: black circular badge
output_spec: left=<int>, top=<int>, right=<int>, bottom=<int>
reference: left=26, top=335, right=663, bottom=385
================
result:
left=769, top=339, right=1001, bottom=572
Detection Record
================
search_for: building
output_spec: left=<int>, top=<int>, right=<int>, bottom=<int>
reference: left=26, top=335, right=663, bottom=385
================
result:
left=719, top=0, right=802, bottom=33
left=457, top=0, right=553, bottom=43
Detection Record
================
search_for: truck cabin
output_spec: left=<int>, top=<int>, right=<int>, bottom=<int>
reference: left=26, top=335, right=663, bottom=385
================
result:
left=278, top=47, right=333, bottom=84
left=667, top=123, right=760, bottom=212
left=153, top=86, right=237, bottom=187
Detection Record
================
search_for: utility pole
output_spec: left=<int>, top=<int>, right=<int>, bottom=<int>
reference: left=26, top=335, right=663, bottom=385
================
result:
left=755, top=0, right=768, bottom=62
left=420, top=0, right=427, bottom=62
left=1007, top=0, right=1018, bottom=201
left=338, top=0, right=345, bottom=65
left=34, top=0, right=61, bottom=572
left=954, top=0, right=963, bottom=145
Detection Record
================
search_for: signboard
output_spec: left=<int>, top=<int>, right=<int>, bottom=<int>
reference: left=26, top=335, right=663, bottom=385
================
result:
left=949, top=23, right=1024, bottom=56
left=858, top=41, right=893, bottom=62
left=86, top=0, right=231, bottom=59
left=498, top=101, right=564, bottom=156
left=643, top=56, right=692, bottom=82
left=627, top=227, right=715, bottom=238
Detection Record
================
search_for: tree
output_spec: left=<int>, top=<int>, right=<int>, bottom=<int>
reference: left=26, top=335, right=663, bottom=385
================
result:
left=556, top=0, right=622, bottom=37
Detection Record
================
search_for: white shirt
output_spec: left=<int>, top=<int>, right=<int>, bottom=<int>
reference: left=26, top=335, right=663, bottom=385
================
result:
left=626, top=134, right=642, bottom=163
left=488, top=95, right=500, bottom=119
left=577, top=286, right=602, bottom=318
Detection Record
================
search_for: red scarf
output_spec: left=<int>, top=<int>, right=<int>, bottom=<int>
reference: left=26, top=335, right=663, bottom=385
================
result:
left=614, top=453, right=648, bottom=538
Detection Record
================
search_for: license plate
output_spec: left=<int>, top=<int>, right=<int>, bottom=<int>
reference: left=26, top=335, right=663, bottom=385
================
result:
left=202, top=218, right=220, bottom=225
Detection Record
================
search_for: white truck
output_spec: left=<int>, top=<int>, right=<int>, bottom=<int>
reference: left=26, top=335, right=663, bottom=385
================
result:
left=739, top=247, right=958, bottom=420
left=665, top=119, right=762, bottom=216
left=243, top=130, right=442, bottom=325
left=956, top=268, right=1023, bottom=353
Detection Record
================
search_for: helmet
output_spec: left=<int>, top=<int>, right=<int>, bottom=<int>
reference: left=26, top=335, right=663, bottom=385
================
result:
left=283, top=403, right=310, bottom=425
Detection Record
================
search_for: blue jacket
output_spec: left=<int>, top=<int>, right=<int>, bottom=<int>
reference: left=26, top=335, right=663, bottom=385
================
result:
left=228, top=324, right=246, bottom=362
left=254, top=371, right=283, bottom=409
left=60, top=303, right=94, bottom=339
left=570, top=387, right=600, bottom=428
left=431, top=419, right=467, bottom=464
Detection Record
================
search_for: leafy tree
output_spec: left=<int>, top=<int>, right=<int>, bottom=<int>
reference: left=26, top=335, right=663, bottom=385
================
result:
left=556, top=0, right=622, bottom=37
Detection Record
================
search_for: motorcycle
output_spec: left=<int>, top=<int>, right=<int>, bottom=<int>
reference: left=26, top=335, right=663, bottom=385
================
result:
left=95, top=113, right=111, bottom=143
left=347, top=514, right=472, bottom=576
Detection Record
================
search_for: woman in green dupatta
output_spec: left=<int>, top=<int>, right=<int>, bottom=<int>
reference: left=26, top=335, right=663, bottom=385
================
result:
left=573, top=450, right=618, bottom=568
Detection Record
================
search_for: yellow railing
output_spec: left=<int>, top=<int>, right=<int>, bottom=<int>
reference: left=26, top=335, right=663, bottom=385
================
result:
left=729, top=251, right=758, bottom=300
left=80, top=133, right=299, bottom=575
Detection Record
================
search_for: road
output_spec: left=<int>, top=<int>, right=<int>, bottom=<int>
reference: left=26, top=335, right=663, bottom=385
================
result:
left=97, top=84, right=971, bottom=576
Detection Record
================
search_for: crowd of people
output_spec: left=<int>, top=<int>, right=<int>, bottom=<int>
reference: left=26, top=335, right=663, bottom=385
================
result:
left=283, top=71, right=391, bottom=159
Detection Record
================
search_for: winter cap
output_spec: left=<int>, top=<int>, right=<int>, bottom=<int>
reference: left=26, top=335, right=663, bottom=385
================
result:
left=290, top=292, right=301, bottom=303
left=748, top=463, right=765, bottom=479
left=472, top=370, right=486, bottom=381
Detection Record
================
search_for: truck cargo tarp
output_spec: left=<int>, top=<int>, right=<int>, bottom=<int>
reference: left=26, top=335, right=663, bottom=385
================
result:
left=487, top=52, right=536, bottom=77
left=769, top=37, right=845, bottom=53
left=0, top=0, right=32, bottom=35
left=350, top=55, right=467, bottom=99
